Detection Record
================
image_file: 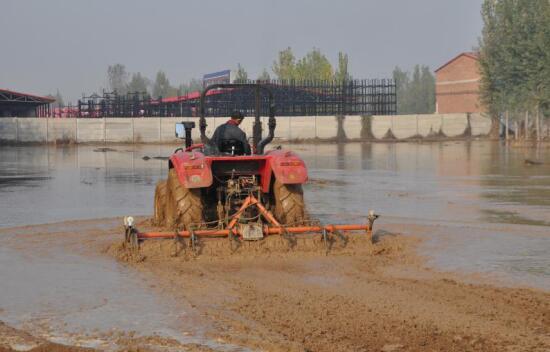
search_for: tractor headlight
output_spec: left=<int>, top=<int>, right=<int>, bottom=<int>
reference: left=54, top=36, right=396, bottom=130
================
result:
left=124, top=216, right=135, bottom=228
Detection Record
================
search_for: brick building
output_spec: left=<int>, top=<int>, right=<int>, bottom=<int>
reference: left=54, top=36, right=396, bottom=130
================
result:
left=435, top=52, right=483, bottom=114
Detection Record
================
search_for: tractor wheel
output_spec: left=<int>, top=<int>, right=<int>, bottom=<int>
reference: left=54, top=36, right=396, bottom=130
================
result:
left=153, top=179, right=168, bottom=226
left=273, top=179, right=306, bottom=225
left=166, top=168, right=204, bottom=229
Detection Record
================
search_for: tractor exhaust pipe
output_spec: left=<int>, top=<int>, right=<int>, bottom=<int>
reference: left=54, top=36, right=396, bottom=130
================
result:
left=257, top=106, right=276, bottom=154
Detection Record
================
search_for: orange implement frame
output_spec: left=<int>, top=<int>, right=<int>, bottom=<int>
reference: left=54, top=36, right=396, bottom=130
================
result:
left=126, top=194, right=378, bottom=244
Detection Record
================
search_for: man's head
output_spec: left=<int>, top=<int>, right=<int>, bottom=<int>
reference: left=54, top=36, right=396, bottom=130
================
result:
left=230, top=111, right=245, bottom=125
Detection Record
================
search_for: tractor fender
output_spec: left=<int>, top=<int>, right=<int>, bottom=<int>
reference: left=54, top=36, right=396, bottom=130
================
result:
left=264, top=149, right=308, bottom=187
left=169, top=150, right=213, bottom=189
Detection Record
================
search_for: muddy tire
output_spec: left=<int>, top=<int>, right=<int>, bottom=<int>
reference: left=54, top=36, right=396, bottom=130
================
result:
left=165, top=168, right=204, bottom=229
left=273, top=179, right=306, bottom=225
left=153, top=180, right=168, bottom=226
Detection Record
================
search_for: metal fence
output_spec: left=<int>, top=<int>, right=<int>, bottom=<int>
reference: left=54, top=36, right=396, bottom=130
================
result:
left=187, top=79, right=396, bottom=117
left=55, top=79, right=396, bottom=118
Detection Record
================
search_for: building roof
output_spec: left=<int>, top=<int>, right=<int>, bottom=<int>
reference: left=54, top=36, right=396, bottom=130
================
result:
left=435, top=52, right=479, bottom=73
left=152, top=88, right=225, bottom=104
left=0, top=88, right=55, bottom=104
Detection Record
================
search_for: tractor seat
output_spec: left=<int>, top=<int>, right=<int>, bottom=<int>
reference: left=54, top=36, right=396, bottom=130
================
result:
left=219, top=139, right=245, bottom=156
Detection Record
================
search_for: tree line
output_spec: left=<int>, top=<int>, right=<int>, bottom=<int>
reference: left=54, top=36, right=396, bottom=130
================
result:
left=479, top=0, right=550, bottom=140
left=392, top=65, right=435, bottom=114
left=97, top=48, right=352, bottom=100
left=107, top=64, right=203, bottom=99
left=50, top=46, right=437, bottom=114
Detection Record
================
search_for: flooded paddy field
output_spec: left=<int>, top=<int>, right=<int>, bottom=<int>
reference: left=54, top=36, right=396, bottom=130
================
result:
left=0, top=141, right=549, bottom=351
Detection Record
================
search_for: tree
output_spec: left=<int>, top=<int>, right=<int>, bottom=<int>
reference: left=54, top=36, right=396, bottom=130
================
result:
left=273, top=47, right=350, bottom=81
left=178, top=78, right=203, bottom=94
left=479, top=0, right=550, bottom=138
left=127, top=72, right=149, bottom=93
left=334, top=52, right=350, bottom=82
left=272, top=47, right=296, bottom=81
left=295, top=48, right=333, bottom=81
left=420, top=65, right=436, bottom=113
left=45, top=90, right=64, bottom=109
left=152, top=70, right=174, bottom=98
left=234, top=63, right=248, bottom=82
left=53, top=89, right=64, bottom=108
left=107, top=64, right=129, bottom=95
left=393, top=66, right=410, bottom=114
left=257, top=68, right=271, bottom=82
left=392, top=65, right=435, bottom=114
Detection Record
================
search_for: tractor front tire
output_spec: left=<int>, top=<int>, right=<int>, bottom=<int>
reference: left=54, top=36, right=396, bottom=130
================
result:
left=166, top=168, right=204, bottom=229
left=273, top=179, right=306, bottom=225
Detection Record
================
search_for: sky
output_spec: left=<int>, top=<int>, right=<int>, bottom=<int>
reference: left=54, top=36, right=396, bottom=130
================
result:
left=0, top=0, right=483, bottom=103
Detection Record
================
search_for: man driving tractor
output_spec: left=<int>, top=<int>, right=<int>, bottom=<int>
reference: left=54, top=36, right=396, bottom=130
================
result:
left=210, top=111, right=251, bottom=155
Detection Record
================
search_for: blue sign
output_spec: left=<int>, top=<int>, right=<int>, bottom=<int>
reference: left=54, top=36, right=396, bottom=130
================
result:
left=203, top=70, right=231, bottom=87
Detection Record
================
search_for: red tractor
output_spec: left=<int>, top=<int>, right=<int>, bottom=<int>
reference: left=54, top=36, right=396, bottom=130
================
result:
left=126, top=84, right=377, bottom=251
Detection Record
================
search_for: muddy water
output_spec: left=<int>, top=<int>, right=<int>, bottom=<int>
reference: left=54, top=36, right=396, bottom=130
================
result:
left=0, top=141, right=549, bottom=346
left=299, top=142, right=550, bottom=289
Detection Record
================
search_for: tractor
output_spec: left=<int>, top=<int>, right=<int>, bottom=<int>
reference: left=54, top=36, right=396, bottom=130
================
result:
left=124, top=83, right=377, bottom=251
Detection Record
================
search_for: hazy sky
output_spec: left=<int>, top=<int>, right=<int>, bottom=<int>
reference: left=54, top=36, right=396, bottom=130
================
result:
left=1, top=0, right=483, bottom=102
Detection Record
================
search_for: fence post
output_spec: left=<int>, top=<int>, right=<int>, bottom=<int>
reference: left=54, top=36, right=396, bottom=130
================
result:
left=314, top=115, right=317, bottom=139
left=15, top=117, right=19, bottom=142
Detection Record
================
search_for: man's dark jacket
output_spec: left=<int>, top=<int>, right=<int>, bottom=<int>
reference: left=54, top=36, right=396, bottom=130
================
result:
left=211, top=119, right=251, bottom=155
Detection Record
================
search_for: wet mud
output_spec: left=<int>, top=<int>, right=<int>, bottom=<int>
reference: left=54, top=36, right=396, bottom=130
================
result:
left=110, top=228, right=549, bottom=352
left=2, top=217, right=548, bottom=351
left=0, top=320, right=215, bottom=352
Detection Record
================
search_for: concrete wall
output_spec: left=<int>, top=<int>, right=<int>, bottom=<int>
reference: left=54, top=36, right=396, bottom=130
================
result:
left=417, top=114, right=443, bottom=137
left=105, top=118, right=133, bottom=143
left=470, top=113, right=493, bottom=136
left=134, top=118, right=160, bottom=143
left=0, top=118, right=18, bottom=142
left=344, top=115, right=363, bottom=140
left=370, top=113, right=491, bottom=140
left=17, top=119, right=47, bottom=142
left=77, top=119, right=104, bottom=143
left=48, top=119, right=76, bottom=143
left=0, top=113, right=493, bottom=144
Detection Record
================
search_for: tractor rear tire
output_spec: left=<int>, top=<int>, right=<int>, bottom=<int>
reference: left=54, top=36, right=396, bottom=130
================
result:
left=153, top=179, right=168, bottom=226
left=166, top=168, right=204, bottom=229
left=273, top=179, right=306, bottom=225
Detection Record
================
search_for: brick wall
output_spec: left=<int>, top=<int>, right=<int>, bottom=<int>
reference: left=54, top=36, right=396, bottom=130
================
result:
left=435, top=54, right=484, bottom=114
